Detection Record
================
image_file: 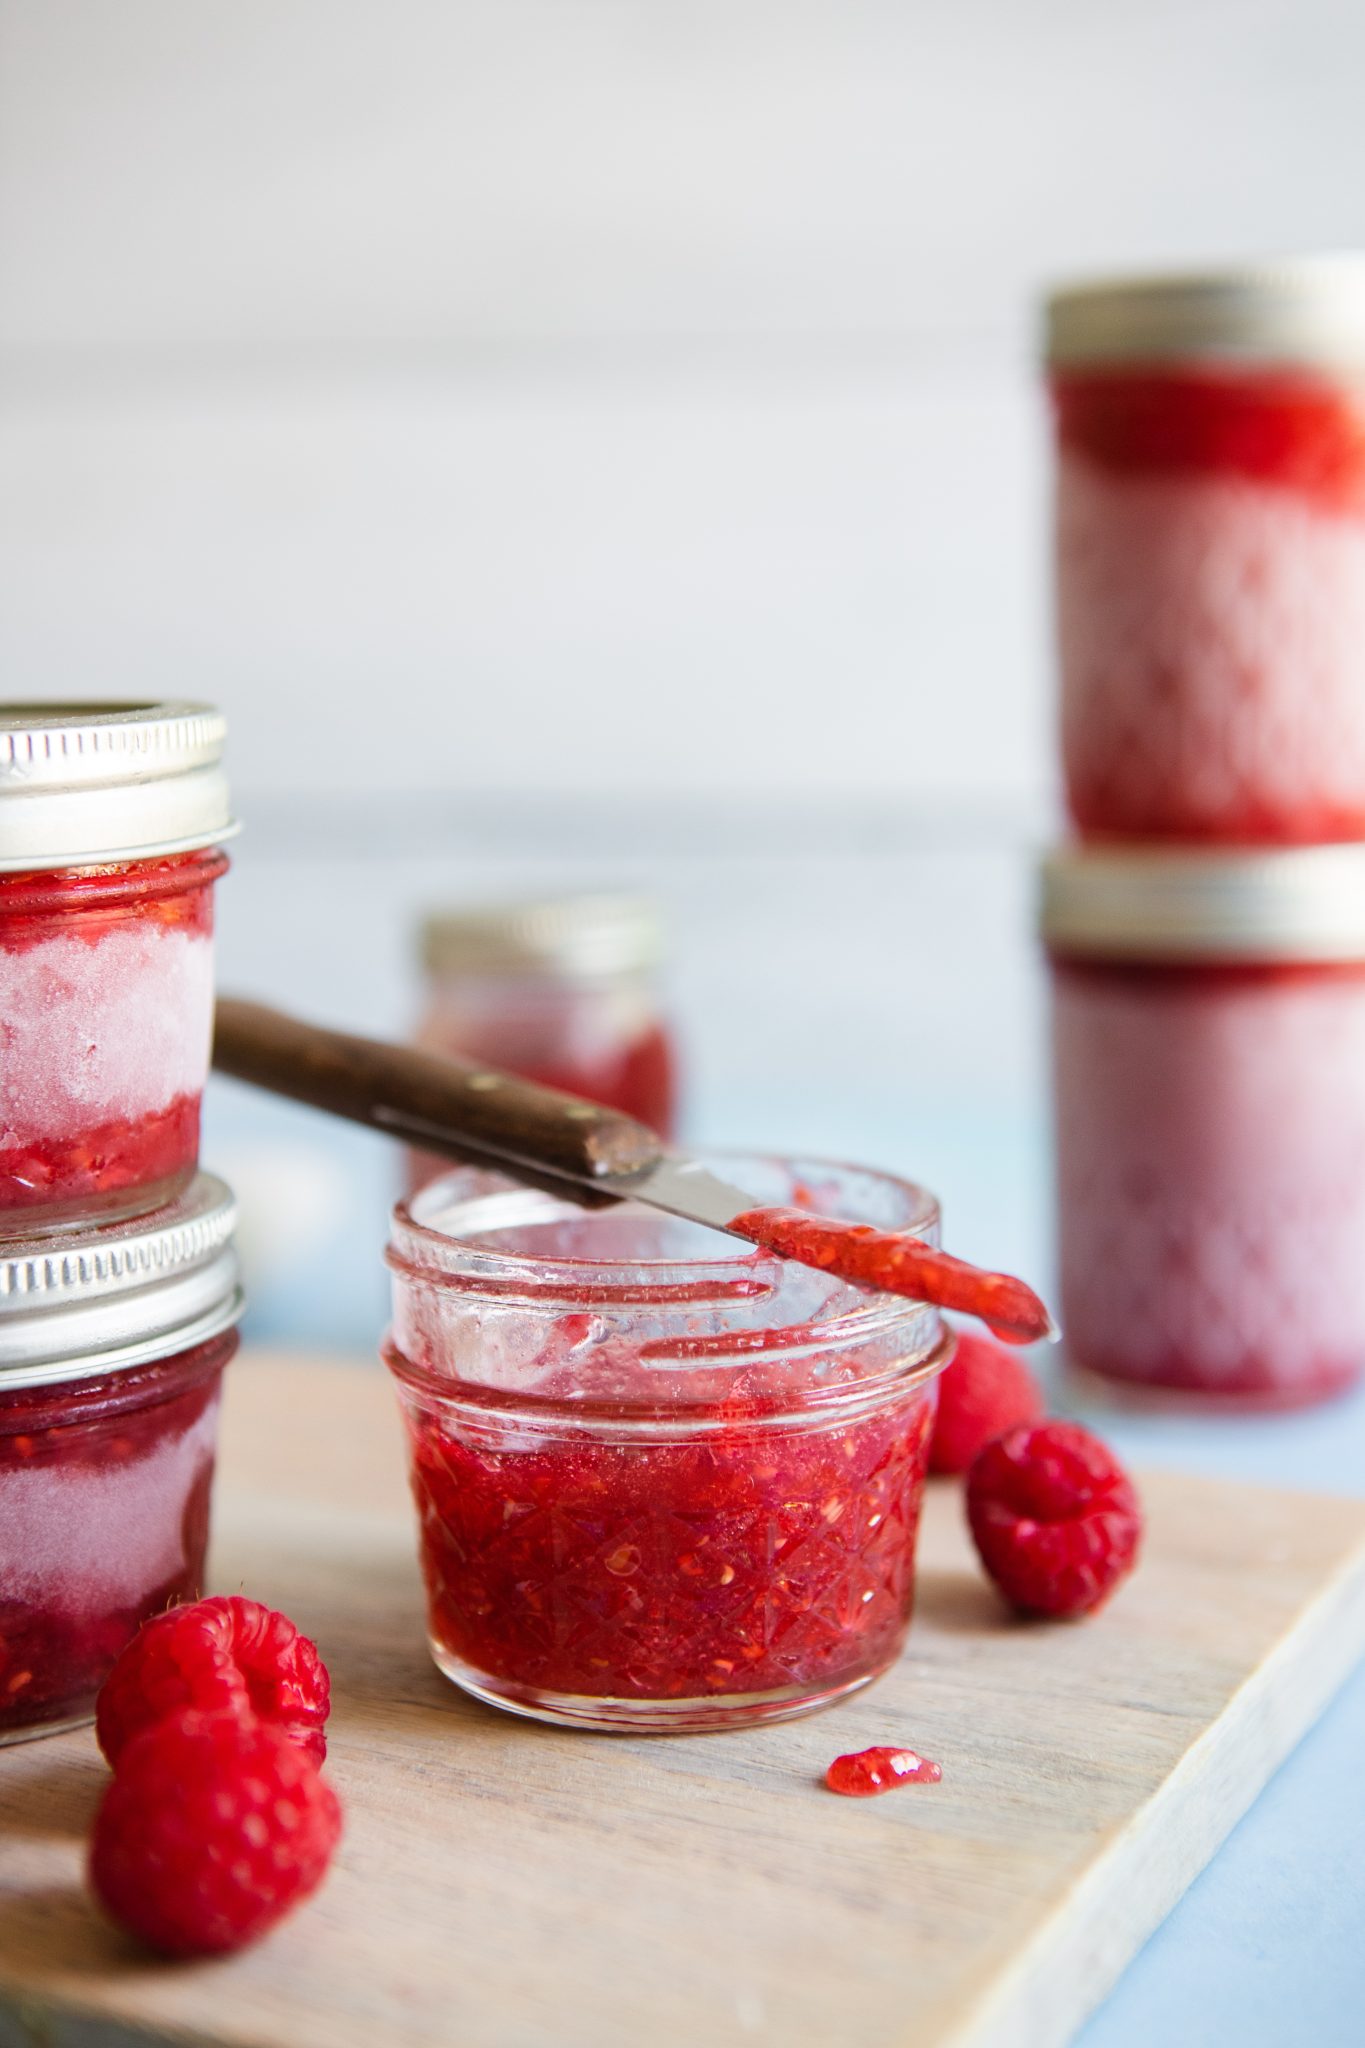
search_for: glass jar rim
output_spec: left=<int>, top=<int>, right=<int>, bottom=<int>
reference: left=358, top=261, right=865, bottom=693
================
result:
left=388, top=1153, right=944, bottom=1363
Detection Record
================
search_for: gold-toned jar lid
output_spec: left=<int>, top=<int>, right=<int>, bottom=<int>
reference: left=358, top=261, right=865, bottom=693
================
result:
left=1040, top=842, right=1365, bottom=962
left=0, top=700, right=238, bottom=871
left=0, top=1174, right=243, bottom=1388
left=1046, top=254, right=1365, bottom=368
left=420, top=894, right=663, bottom=982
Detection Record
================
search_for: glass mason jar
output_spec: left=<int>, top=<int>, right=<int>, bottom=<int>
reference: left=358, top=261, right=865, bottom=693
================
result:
left=0, top=702, right=236, bottom=1233
left=384, top=1157, right=951, bottom=1732
left=1043, top=844, right=1365, bottom=1407
left=408, top=895, right=677, bottom=1191
left=1047, top=259, right=1365, bottom=840
left=0, top=1175, right=243, bottom=1741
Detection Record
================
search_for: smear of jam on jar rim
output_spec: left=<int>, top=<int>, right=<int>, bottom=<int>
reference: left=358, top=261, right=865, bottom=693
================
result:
left=825, top=1747, right=943, bottom=1797
left=727, top=1206, right=1053, bottom=1345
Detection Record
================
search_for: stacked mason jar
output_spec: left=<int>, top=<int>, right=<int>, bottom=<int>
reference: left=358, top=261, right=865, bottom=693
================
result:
left=1041, top=259, right=1365, bottom=1407
left=0, top=703, right=242, bottom=1739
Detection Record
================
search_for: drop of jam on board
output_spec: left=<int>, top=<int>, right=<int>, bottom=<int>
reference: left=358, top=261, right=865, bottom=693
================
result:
left=726, top=1206, right=1054, bottom=1346
left=825, top=1747, right=943, bottom=1798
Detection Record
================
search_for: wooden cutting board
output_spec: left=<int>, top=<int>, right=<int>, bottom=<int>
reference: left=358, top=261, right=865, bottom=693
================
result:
left=5, top=1353, right=1365, bottom=2048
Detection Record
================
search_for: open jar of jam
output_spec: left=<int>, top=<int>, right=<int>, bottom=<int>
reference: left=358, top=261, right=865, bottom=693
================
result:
left=1043, top=843, right=1365, bottom=1407
left=1047, top=258, right=1365, bottom=840
left=0, top=1175, right=243, bottom=1741
left=385, top=1157, right=951, bottom=1732
left=0, top=702, right=236, bottom=1233
left=408, top=895, right=677, bottom=1191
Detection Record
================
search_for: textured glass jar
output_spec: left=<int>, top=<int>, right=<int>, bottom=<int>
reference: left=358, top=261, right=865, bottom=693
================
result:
left=408, top=895, right=677, bottom=1192
left=1047, top=259, right=1365, bottom=840
left=0, top=1176, right=243, bottom=1740
left=385, top=1157, right=951, bottom=1732
left=1044, top=844, right=1365, bottom=1406
left=0, top=703, right=236, bottom=1232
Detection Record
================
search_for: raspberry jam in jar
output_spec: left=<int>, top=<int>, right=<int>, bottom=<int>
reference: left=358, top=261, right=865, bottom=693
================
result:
left=1044, top=844, right=1365, bottom=1406
left=0, top=703, right=236, bottom=1232
left=408, top=895, right=677, bottom=1190
left=385, top=1158, right=951, bottom=1731
left=0, top=1175, right=243, bottom=1740
left=1047, top=259, right=1365, bottom=840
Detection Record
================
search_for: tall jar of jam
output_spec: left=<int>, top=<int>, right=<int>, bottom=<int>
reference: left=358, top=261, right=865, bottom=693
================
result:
left=0, top=1174, right=243, bottom=1740
left=385, top=1156, right=951, bottom=1732
left=1047, top=258, right=1365, bottom=840
left=1043, top=843, right=1365, bottom=1407
left=0, top=701, right=236, bottom=1233
left=409, top=895, right=678, bottom=1189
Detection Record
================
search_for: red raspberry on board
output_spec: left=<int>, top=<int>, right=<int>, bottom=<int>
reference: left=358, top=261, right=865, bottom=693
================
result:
left=89, top=1708, right=342, bottom=1957
left=966, top=1420, right=1141, bottom=1617
left=929, top=1327, right=1044, bottom=1475
left=96, top=1596, right=330, bottom=1768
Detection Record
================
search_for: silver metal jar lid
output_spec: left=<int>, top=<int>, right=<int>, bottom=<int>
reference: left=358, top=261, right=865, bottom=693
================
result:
left=421, top=893, right=663, bottom=982
left=1046, top=254, right=1365, bottom=369
left=1040, top=843, right=1365, bottom=962
left=0, top=1174, right=243, bottom=1389
left=0, top=700, right=238, bottom=872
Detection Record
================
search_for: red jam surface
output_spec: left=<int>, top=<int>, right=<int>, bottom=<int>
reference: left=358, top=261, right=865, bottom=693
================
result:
left=825, top=1745, right=942, bottom=1796
left=0, top=1333, right=235, bottom=1739
left=727, top=1207, right=1052, bottom=1345
left=0, top=854, right=225, bottom=1224
left=398, top=1376, right=936, bottom=1714
left=1052, top=955, right=1365, bottom=1406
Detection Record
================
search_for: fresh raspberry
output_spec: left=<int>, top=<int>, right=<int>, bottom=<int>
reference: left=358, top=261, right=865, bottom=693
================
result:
left=966, top=1420, right=1141, bottom=1617
left=96, top=1596, right=330, bottom=1768
left=929, top=1326, right=1045, bottom=1474
left=89, top=1708, right=342, bottom=1956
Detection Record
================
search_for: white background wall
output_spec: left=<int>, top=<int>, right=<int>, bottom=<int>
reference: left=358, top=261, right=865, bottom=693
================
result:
left=2, top=1, right=1363, bottom=1340
left=5, top=0, right=1364, bottom=818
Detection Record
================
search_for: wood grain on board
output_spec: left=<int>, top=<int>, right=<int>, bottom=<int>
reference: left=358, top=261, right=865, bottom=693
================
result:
left=3, top=1354, right=1364, bottom=2048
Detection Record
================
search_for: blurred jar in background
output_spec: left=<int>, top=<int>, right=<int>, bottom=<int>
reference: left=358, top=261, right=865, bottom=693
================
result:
left=408, top=894, right=678, bottom=1190
left=1043, top=844, right=1365, bottom=1409
left=1047, top=258, right=1365, bottom=841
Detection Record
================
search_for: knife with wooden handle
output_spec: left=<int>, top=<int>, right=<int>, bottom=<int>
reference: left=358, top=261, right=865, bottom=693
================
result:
left=212, top=996, right=1055, bottom=1341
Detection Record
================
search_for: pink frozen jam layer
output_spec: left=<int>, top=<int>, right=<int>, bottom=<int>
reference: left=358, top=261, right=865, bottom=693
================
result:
left=1058, top=457, right=1365, bottom=841
left=0, top=855, right=220, bottom=1218
left=0, top=1338, right=233, bottom=1739
left=1053, top=961, right=1365, bottom=1404
left=395, top=1368, right=936, bottom=1708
